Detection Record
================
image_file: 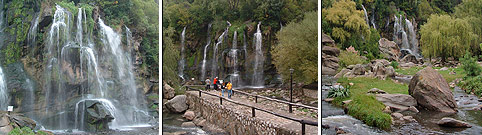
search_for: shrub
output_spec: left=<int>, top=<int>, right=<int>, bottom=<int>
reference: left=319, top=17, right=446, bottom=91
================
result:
left=339, top=50, right=366, bottom=68
left=460, top=51, right=482, bottom=77
left=8, top=127, right=47, bottom=135
left=346, top=94, right=391, bottom=130
left=390, top=61, right=399, bottom=69
left=327, top=85, right=350, bottom=98
left=459, top=76, right=482, bottom=96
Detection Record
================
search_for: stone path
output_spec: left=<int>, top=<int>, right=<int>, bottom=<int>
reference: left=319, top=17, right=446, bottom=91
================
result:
left=187, top=89, right=318, bottom=135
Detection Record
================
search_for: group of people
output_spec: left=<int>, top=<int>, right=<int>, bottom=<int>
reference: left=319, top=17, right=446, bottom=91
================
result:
left=205, top=77, right=233, bottom=98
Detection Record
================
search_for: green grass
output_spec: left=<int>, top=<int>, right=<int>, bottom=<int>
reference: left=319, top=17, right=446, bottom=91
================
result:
left=395, top=66, right=424, bottom=75
left=347, top=94, right=392, bottom=130
left=337, top=77, right=409, bottom=95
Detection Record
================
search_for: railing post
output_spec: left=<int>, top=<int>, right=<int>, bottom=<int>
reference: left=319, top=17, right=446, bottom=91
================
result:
left=255, top=96, right=258, bottom=103
left=186, top=86, right=188, bottom=91
left=252, top=107, right=255, bottom=117
left=289, top=104, right=292, bottom=113
left=199, top=90, right=201, bottom=97
left=220, top=97, right=223, bottom=105
left=301, top=122, right=305, bottom=135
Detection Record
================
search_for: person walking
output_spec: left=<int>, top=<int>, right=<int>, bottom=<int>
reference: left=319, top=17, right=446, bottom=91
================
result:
left=227, top=81, right=233, bottom=99
left=221, top=82, right=226, bottom=97
left=205, top=78, right=211, bottom=90
left=213, top=77, right=218, bottom=90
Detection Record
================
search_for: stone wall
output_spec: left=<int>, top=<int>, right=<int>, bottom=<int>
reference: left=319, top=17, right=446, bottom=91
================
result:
left=186, top=92, right=295, bottom=135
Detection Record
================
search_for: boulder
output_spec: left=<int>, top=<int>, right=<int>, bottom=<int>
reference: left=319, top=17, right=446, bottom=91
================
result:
left=408, top=106, right=419, bottom=113
left=0, top=125, right=13, bottom=134
left=375, top=94, right=417, bottom=112
left=165, top=95, right=188, bottom=113
left=403, top=116, right=416, bottom=122
left=368, top=88, right=387, bottom=94
left=84, top=100, right=115, bottom=132
left=385, top=66, right=395, bottom=78
left=181, top=122, right=196, bottom=127
left=183, top=111, right=195, bottom=121
left=163, top=81, right=175, bottom=99
left=322, top=66, right=337, bottom=76
left=378, top=38, right=401, bottom=61
left=352, top=64, right=366, bottom=75
left=9, top=115, right=37, bottom=129
left=401, top=54, right=419, bottom=64
left=392, top=112, right=403, bottom=119
left=437, top=117, right=472, bottom=128
left=409, top=67, right=457, bottom=114
left=335, top=68, right=350, bottom=78
left=322, top=46, right=340, bottom=56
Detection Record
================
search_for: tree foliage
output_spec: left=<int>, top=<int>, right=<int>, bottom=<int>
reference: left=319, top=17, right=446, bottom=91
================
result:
left=272, top=11, right=317, bottom=84
left=420, top=14, right=478, bottom=62
left=162, top=27, right=180, bottom=86
left=324, top=0, right=369, bottom=44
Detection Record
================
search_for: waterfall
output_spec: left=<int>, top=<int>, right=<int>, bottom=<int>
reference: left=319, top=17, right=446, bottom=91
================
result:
left=361, top=4, right=370, bottom=27
left=212, top=22, right=230, bottom=79
left=42, top=5, right=151, bottom=131
left=99, top=18, right=149, bottom=127
left=405, top=18, right=419, bottom=57
left=0, top=0, right=6, bottom=111
left=370, top=8, right=376, bottom=29
left=178, top=27, right=186, bottom=81
left=0, top=67, right=7, bottom=111
left=229, top=31, right=241, bottom=87
left=252, top=22, right=264, bottom=87
left=25, top=79, right=35, bottom=118
left=393, top=15, right=420, bottom=58
left=28, top=13, right=41, bottom=47
left=200, top=23, right=212, bottom=81
left=243, top=32, right=247, bottom=63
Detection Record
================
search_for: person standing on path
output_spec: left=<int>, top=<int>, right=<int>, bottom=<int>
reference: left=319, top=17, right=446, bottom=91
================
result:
left=227, top=81, right=233, bottom=98
left=205, top=78, right=211, bottom=90
left=221, top=82, right=226, bottom=97
left=213, top=77, right=218, bottom=90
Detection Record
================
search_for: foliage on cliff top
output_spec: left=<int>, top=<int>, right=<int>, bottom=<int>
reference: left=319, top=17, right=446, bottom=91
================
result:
left=272, top=11, right=317, bottom=84
left=162, top=26, right=180, bottom=86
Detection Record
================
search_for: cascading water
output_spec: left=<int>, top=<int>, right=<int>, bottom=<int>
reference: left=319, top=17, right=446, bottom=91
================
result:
left=28, top=13, right=40, bottom=47
left=393, top=15, right=420, bottom=58
left=24, top=79, right=35, bottom=118
left=243, top=32, right=247, bottom=64
left=0, top=67, right=7, bottom=111
left=229, top=31, right=241, bottom=87
left=252, top=22, right=264, bottom=87
left=361, top=4, right=370, bottom=27
left=41, top=5, right=151, bottom=131
left=371, top=8, right=376, bottom=29
left=178, top=27, right=186, bottom=81
left=0, top=0, right=7, bottom=111
left=212, top=22, right=230, bottom=79
left=200, top=23, right=212, bottom=81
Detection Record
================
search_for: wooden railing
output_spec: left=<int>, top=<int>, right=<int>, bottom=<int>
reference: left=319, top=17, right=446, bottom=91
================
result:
left=185, top=85, right=318, bottom=135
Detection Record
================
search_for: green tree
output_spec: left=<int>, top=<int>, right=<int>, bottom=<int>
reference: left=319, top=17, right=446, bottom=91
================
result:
left=417, top=0, right=434, bottom=24
left=162, top=27, right=180, bottom=86
left=420, top=14, right=478, bottom=63
left=272, top=11, right=317, bottom=84
left=454, top=0, right=482, bottom=54
left=324, top=0, right=369, bottom=44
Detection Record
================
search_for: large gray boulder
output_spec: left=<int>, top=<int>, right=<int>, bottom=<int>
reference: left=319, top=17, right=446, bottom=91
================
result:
left=322, top=46, right=341, bottom=76
left=163, top=81, right=175, bottom=99
left=409, top=67, right=457, bottom=114
left=165, top=95, right=188, bottom=113
left=84, top=100, right=114, bottom=132
left=375, top=94, right=417, bottom=112
left=437, top=117, right=472, bottom=128
left=352, top=64, right=366, bottom=75
left=378, top=38, right=401, bottom=61
left=401, top=54, right=420, bottom=64
left=0, top=114, right=12, bottom=134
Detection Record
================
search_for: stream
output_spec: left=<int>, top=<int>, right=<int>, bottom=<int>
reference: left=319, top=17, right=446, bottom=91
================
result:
left=322, top=75, right=482, bottom=135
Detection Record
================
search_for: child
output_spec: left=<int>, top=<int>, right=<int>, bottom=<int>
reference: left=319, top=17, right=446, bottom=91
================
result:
left=221, top=82, right=226, bottom=97
left=227, top=81, right=233, bottom=98
left=205, top=78, right=211, bottom=90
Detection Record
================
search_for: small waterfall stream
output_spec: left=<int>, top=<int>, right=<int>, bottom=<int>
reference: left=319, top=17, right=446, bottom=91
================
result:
left=229, top=31, right=241, bottom=87
left=200, top=23, right=212, bottom=81
left=178, top=27, right=186, bottom=81
left=393, top=15, right=420, bottom=58
left=212, top=22, right=230, bottom=79
left=0, top=0, right=6, bottom=111
left=361, top=4, right=370, bottom=27
left=252, top=22, right=264, bottom=87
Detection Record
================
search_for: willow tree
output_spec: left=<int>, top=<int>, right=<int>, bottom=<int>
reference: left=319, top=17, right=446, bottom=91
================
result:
left=454, top=0, right=482, bottom=55
left=323, top=0, right=369, bottom=45
left=272, top=11, right=317, bottom=84
left=420, top=14, right=478, bottom=63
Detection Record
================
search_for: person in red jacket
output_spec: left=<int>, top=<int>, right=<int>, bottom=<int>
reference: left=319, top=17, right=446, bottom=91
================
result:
left=213, top=77, right=218, bottom=90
